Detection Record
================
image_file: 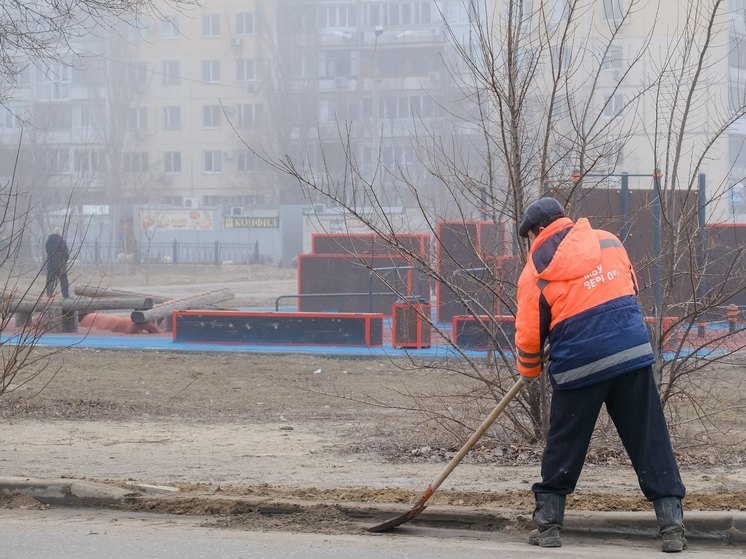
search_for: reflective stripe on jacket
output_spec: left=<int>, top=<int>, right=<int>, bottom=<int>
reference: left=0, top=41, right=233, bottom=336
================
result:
left=514, top=217, right=654, bottom=390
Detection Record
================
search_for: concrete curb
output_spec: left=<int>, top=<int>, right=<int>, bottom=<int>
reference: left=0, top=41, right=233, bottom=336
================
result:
left=0, top=477, right=136, bottom=507
left=562, top=510, right=745, bottom=545
left=1, top=478, right=743, bottom=546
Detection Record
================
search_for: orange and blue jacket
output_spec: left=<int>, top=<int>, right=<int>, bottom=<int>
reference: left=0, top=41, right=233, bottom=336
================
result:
left=514, top=217, right=654, bottom=390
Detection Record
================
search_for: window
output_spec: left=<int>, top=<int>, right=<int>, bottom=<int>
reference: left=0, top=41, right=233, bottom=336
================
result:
left=73, top=150, right=101, bottom=173
left=729, top=1, right=746, bottom=35
left=321, top=50, right=352, bottom=77
left=409, top=95, right=434, bottom=118
left=202, top=60, right=221, bottom=82
left=551, top=45, right=573, bottom=70
left=1, top=107, right=23, bottom=129
left=162, top=60, right=180, bottom=85
left=510, top=0, right=534, bottom=29
left=78, top=105, right=93, bottom=128
left=318, top=4, right=357, bottom=28
left=238, top=104, right=264, bottom=128
left=49, top=149, right=71, bottom=174
left=237, top=151, right=257, bottom=173
left=382, top=96, right=397, bottom=119
left=203, top=105, right=222, bottom=128
left=127, top=107, right=148, bottom=131
left=368, top=4, right=380, bottom=25
left=730, top=78, right=746, bottom=111
left=416, top=2, right=432, bottom=24
left=161, top=15, right=179, bottom=39
left=373, top=95, right=435, bottom=119
left=362, top=97, right=373, bottom=118
left=202, top=14, right=220, bottom=36
left=124, top=152, right=149, bottom=173
left=236, top=58, right=258, bottom=82
left=163, top=106, right=181, bottom=130
left=730, top=33, right=746, bottom=69
left=203, top=195, right=223, bottom=207
left=125, top=17, right=151, bottom=41
left=126, top=62, right=148, bottom=88
left=366, top=2, right=433, bottom=26
left=164, top=151, right=182, bottom=173
left=35, top=103, right=72, bottom=129
left=602, top=93, right=623, bottom=118
left=72, top=58, right=105, bottom=86
left=603, top=0, right=625, bottom=26
left=382, top=145, right=394, bottom=167
left=236, top=12, right=258, bottom=35
left=35, top=62, right=71, bottom=100
left=552, top=93, right=570, bottom=118
left=602, top=45, right=624, bottom=70
left=730, top=135, right=746, bottom=169
left=13, top=64, right=30, bottom=87
left=362, top=145, right=373, bottom=166
left=548, top=0, right=569, bottom=24
left=446, top=1, right=469, bottom=25
left=289, top=51, right=314, bottom=78
left=388, top=3, right=400, bottom=26
left=204, top=150, right=222, bottom=173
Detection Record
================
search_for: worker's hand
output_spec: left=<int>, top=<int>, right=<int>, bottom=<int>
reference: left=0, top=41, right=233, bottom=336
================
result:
left=520, top=374, right=539, bottom=385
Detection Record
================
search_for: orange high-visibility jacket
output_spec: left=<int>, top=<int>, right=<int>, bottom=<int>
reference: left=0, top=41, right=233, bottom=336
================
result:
left=514, top=217, right=654, bottom=390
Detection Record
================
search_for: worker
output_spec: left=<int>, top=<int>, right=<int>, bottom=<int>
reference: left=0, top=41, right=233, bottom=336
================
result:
left=45, top=228, right=70, bottom=299
left=514, top=197, right=686, bottom=552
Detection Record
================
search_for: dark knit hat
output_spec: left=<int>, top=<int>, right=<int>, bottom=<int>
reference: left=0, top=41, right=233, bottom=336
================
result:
left=518, top=197, right=566, bottom=238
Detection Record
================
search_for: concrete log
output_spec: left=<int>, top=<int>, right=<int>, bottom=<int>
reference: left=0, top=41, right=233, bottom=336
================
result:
left=74, top=286, right=168, bottom=304
left=131, top=289, right=234, bottom=324
left=10, top=297, right=153, bottom=314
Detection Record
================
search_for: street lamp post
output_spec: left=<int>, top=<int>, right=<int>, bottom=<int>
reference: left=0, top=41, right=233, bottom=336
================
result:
left=373, top=25, right=383, bottom=196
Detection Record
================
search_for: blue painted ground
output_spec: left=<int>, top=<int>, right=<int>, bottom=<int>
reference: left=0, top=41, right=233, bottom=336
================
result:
left=4, top=319, right=734, bottom=360
left=0, top=331, right=491, bottom=360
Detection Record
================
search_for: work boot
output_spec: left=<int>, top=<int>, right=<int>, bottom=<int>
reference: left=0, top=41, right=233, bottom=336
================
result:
left=654, top=497, right=687, bottom=553
left=528, top=493, right=565, bottom=547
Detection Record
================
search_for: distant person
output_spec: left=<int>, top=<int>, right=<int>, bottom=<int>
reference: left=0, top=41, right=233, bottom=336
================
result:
left=45, top=229, right=70, bottom=299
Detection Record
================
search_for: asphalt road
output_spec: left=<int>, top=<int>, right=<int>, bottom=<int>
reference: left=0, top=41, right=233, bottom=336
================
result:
left=1, top=508, right=741, bottom=559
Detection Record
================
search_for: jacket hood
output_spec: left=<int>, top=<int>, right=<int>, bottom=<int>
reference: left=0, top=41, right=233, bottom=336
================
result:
left=532, top=217, right=601, bottom=281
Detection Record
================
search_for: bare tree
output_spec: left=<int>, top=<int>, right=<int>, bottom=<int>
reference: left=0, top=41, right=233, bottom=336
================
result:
left=0, top=0, right=195, bottom=398
left=0, top=145, right=70, bottom=398
left=250, top=0, right=745, bottom=448
left=0, top=1, right=195, bottom=104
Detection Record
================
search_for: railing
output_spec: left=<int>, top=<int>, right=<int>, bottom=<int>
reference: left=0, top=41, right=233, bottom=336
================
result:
left=275, top=292, right=396, bottom=312
left=69, top=241, right=260, bottom=266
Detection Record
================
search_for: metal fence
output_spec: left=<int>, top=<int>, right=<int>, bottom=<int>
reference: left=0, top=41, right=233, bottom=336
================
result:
left=72, top=240, right=259, bottom=266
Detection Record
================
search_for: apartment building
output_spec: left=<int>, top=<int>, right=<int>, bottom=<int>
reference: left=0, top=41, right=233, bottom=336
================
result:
left=274, top=0, right=483, bottom=214
left=121, top=0, right=277, bottom=211
left=0, top=1, right=485, bottom=264
left=0, top=33, right=110, bottom=208
left=0, top=1, right=290, bottom=262
left=6, top=0, right=740, bottom=264
left=531, top=0, right=746, bottom=222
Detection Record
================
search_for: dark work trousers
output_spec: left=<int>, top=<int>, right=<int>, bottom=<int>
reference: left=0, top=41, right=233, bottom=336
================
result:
left=532, top=365, right=685, bottom=501
left=45, top=266, right=69, bottom=298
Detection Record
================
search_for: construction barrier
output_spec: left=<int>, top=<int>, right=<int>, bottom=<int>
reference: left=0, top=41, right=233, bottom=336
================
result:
left=392, top=297, right=432, bottom=349
left=452, top=315, right=516, bottom=352
left=173, top=310, right=384, bottom=347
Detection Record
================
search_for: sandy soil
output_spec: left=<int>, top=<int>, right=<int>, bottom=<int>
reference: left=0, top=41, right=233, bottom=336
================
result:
left=2, top=264, right=745, bottom=527
left=1, top=348, right=744, bottom=517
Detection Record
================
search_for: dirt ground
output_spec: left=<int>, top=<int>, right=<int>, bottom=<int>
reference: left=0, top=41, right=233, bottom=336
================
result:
left=1, top=265, right=745, bottom=528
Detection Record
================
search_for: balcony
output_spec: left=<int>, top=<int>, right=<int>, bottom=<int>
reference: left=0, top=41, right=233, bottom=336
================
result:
left=318, top=76, right=358, bottom=93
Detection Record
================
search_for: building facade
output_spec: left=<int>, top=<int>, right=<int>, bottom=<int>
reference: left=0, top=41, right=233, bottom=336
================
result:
left=274, top=0, right=483, bottom=212
left=3, top=1, right=741, bottom=267
left=527, top=0, right=746, bottom=222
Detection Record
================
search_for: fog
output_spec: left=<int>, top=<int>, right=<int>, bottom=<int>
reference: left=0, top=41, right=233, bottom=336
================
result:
left=0, top=0, right=744, bottom=268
